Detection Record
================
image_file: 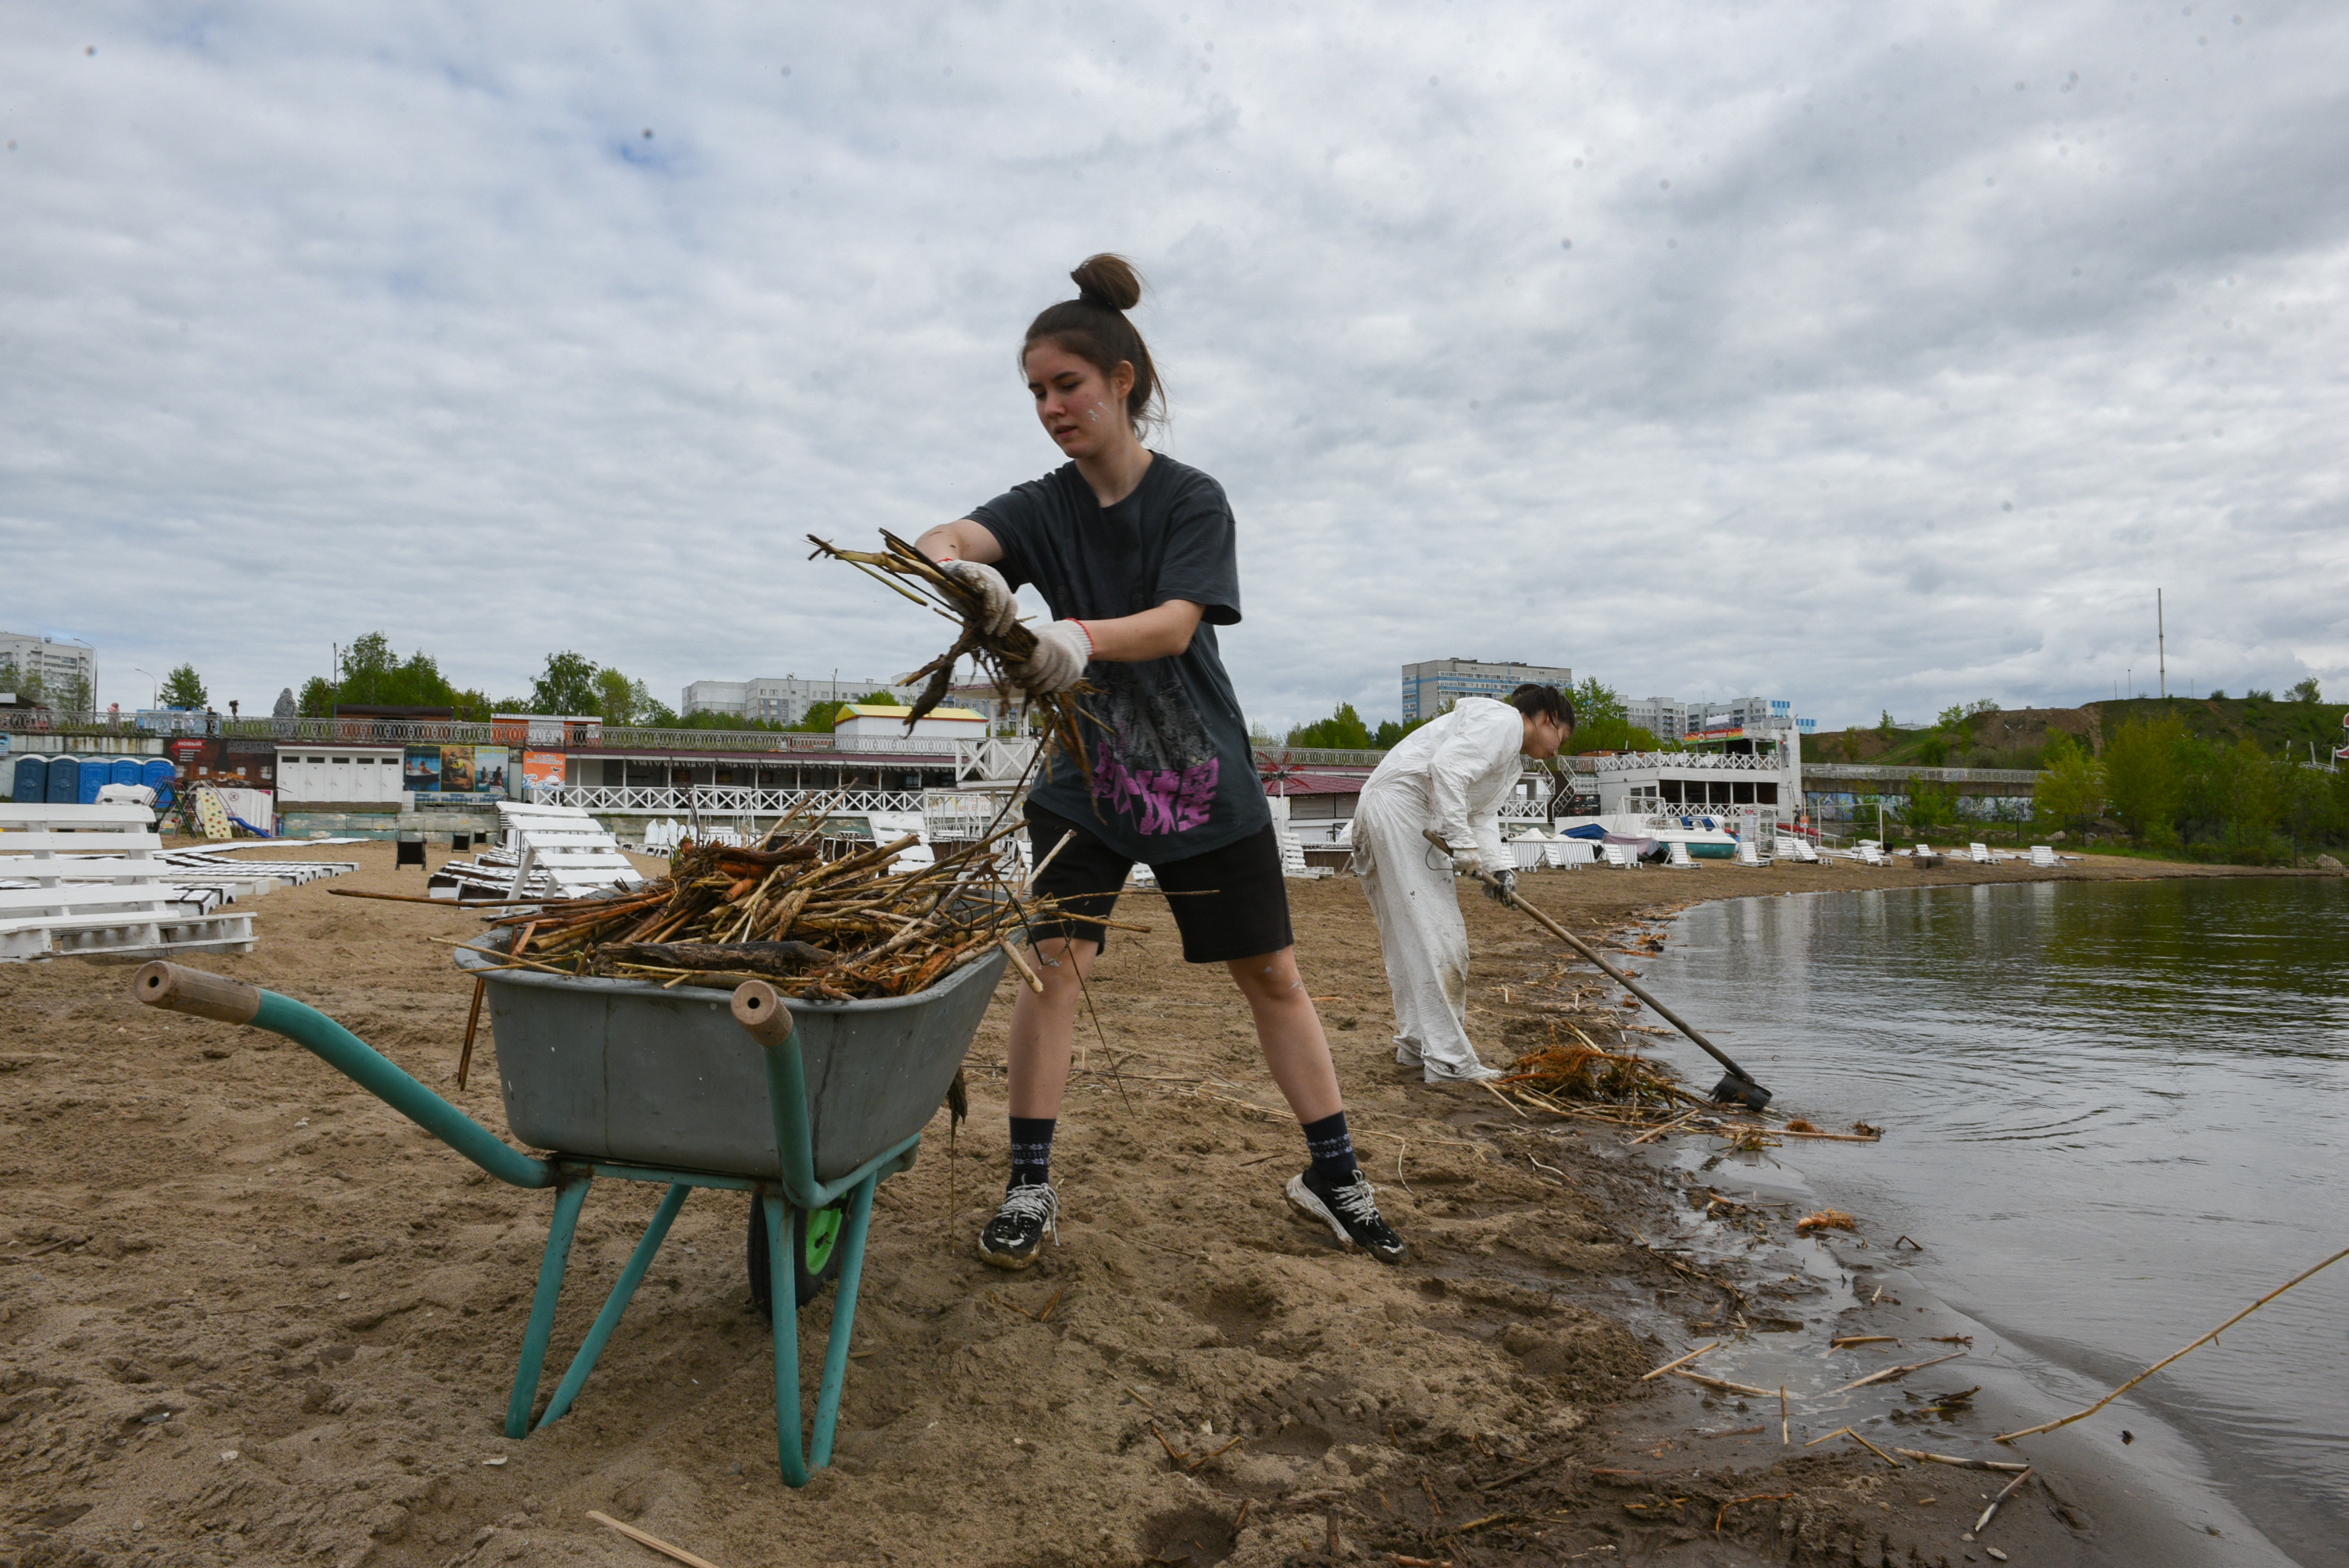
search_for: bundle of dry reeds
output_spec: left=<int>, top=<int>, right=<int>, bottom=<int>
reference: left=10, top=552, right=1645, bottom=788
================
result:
left=472, top=809, right=1053, bottom=1000
left=805, top=529, right=1097, bottom=784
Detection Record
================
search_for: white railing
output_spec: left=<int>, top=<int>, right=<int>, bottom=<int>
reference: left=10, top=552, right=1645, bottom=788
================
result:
left=536, top=786, right=927, bottom=814
left=1587, top=750, right=1782, bottom=773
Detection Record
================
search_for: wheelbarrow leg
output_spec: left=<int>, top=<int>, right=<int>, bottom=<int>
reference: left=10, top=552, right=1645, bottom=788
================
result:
left=506, top=1171, right=591, bottom=1439
left=535, top=1182, right=690, bottom=1431
left=808, top=1171, right=879, bottom=1471
left=764, top=1192, right=811, bottom=1486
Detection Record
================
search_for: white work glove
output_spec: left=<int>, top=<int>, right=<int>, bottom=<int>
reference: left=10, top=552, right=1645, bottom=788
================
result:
left=1016, top=619, right=1093, bottom=695
left=1484, top=867, right=1517, bottom=904
left=938, top=559, right=1018, bottom=638
left=1449, top=847, right=1485, bottom=879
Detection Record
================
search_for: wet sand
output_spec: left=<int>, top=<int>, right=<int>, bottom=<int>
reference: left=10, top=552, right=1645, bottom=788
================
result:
left=0, top=840, right=2300, bottom=1567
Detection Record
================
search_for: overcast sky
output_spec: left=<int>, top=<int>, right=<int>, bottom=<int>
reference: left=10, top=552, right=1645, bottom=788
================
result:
left=5, top=1, right=2344, bottom=730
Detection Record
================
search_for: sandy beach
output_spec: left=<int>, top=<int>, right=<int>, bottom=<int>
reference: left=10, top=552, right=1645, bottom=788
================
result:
left=0, top=841, right=2304, bottom=1568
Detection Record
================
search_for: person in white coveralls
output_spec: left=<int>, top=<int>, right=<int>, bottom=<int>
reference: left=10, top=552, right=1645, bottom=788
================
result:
left=1351, top=684, right=1575, bottom=1082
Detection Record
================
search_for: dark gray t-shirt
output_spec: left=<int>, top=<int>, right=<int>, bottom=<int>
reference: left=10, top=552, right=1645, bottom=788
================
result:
left=968, top=454, right=1270, bottom=864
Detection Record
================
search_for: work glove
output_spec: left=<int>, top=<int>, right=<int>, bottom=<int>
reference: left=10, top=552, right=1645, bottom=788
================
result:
left=1016, top=619, right=1093, bottom=695
left=1484, top=868, right=1517, bottom=905
left=939, top=559, right=1018, bottom=638
left=1449, top=848, right=1485, bottom=879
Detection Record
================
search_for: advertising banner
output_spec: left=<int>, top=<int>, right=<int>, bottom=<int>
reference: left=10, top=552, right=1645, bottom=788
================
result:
left=473, top=746, right=510, bottom=797
left=522, top=750, right=565, bottom=798
left=402, top=746, right=442, bottom=793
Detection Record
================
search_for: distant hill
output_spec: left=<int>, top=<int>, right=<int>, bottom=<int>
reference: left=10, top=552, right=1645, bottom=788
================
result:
left=1804, top=696, right=2347, bottom=770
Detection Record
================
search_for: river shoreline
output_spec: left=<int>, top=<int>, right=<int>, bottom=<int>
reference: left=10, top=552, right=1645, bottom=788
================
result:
left=0, top=840, right=2321, bottom=1568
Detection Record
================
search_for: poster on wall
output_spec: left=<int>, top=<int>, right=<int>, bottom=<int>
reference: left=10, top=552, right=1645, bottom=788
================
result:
left=402, top=747, right=441, bottom=793
left=521, top=750, right=565, bottom=799
left=438, top=747, right=477, bottom=794
left=473, top=747, right=509, bottom=797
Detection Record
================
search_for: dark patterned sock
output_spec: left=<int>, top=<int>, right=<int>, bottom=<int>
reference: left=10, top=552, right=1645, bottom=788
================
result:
left=1008, top=1117, right=1056, bottom=1189
left=1302, top=1110, right=1359, bottom=1185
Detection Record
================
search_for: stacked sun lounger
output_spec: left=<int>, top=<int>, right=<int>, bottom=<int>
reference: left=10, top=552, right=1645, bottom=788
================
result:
left=1773, top=836, right=1822, bottom=864
left=0, top=803, right=258, bottom=960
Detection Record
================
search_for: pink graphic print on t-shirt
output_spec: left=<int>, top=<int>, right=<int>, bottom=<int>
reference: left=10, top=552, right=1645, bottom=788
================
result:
left=1093, top=743, right=1218, bottom=836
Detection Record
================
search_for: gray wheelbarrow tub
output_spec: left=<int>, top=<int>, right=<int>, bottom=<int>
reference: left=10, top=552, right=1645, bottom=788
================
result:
left=454, top=939, right=1007, bottom=1185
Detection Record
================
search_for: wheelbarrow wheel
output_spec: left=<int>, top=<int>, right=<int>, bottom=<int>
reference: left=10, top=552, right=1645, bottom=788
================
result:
left=747, top=1197, right=844, bottom=1317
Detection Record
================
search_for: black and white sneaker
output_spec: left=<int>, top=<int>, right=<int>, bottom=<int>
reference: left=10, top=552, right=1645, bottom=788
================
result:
left=1285, top=1168, right=1406, bottom=1264
left=978, top=1181, right=1058, bottom=1270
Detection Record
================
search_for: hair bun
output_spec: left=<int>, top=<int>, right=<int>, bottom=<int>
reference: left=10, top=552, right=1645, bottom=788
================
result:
left=1069, top=253, right=1143, bottom=312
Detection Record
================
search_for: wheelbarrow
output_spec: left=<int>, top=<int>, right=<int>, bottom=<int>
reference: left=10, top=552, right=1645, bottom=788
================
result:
left=130, top=938, right=1007, bottom=1486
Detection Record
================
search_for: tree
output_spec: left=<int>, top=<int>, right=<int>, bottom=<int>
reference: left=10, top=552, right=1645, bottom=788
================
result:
left=1877, top=709, right=1897, bottom=741
left=301, top=632, right=492, bottom=718
left=159, top=664, right=209, bottom=709
left=529, top=651, right=602, bottom=716
left=1288, top=702, right=1372, bottom=750
left=1371, top=717, right=1427, bottom=749
left=61, top=675, right=94, bottom=713
left=1899, top=776, right=1959, bottom=833
left=1569, top=676, right=1626, bottom=731
left=1567, top=715, right=1660, bottom=754
left=2290, top=676, right=2322, bottom=704
left=2034, top=733, right=2105, bottom=835
left=0, top=655, right=45, bottom=705
left=592, top=668, right=661, bottom=727
left=791, top=690, right=899, bottom=732
left=2100, top=715, right=2188, bottom=842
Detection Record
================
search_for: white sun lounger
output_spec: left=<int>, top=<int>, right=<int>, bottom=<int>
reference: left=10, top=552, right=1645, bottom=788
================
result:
left=1969, top=843, right=1992, bottom=864
left=1736, top=839, right=1765, bottom=866
left=1666, top=841, right=1697, bottom=868
left=2030, top=845, right=2058, bottom=867
left=1859, top=843, right=1886, bottom=867
left=1602, top=843, right=1638, bottom=869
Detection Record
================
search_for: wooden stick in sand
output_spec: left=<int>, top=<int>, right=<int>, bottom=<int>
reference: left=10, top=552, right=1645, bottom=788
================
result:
left=1804, top=1426, right=1903, bottom=1467
left=1673, top=1369, right=1782, bottom=1400
left=1779, top=1386, right=1789, bottom=1445
left=1640, top=1342, right=1719, bottom=1381
left=1824, top=1349, right=1966, bottom=1395
left=586, top=1510, right=725, bottom=1568
left=456, top=977, right=485, bottom=1089
left=1995, top=1244, right=2349, bottom=1442
left=1974, top=1466, right=2034, bottom=1534
left=1892, top=1449, right=2030, bottom=1473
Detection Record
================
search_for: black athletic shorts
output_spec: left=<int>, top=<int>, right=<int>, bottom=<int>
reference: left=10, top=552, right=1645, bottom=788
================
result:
left=1023, top=802, right=1295, bottom=964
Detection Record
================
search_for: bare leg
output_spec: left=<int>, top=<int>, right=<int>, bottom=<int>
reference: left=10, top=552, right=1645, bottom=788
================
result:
left=1225, top=946, right=1344, bottom=1124
left=1006, top=935, right=1098, bottom=1119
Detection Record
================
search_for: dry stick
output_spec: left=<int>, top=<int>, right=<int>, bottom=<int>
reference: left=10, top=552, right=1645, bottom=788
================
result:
left=1639, top=1342, right=1720, bottom=1381
left=1995, top=1244, right=2349, bottom=1442
left=586, top=1510, right=725, bottom=1568
left=1715, top=1494, right=1794, bottom=1535
left=1826, top=1349, right=1967, bottom=1395
left=1832, top=1336, right=1899, bottom=1348
left=455, top=977, right=486, bottom=1089
left=997, top=935, right=1045, bottom=994
left=1628, top=1107, right=1704, bottom=1145
left=1805, top=1426, right=1902, bottom=1468
left=1672, top=1369, right=1782, bottom=1400
left=1975, top=1466, right=2034, bottom=1534
left=1779, top=1386, right=1790, bottom=1446
left=1892, top=1449, right=2030, bottom=1474
left=327, top=888, right=552, bottom=907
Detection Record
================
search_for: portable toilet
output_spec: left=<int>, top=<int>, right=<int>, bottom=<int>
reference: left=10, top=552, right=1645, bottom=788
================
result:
left=76, top=758, right=106, bottom=804
left=111, top=758, right=144, bottom=790
left=45, top=755, right=79, bottom=804
left=9, top=755, right=45, bottom=804
left=143, top=758, right=177, bottom=811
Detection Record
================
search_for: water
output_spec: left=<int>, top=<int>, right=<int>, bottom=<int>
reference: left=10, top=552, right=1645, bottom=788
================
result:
left=1643, top=877, right=2349, bottom=1563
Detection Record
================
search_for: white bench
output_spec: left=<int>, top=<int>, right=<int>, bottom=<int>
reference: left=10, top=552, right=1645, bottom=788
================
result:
left=497, top=803, right=647, bottom=898
left=0, top=803, right=255, bottom=960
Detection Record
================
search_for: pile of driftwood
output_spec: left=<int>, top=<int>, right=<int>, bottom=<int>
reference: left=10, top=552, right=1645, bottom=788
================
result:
left=805, top=530, right=1097, bottom=784
left=474, top=809, right=1055, bottom=1000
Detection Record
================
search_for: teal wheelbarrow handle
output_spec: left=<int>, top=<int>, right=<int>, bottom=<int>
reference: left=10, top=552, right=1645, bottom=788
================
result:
left=134, top=961, right=553, bottom=1188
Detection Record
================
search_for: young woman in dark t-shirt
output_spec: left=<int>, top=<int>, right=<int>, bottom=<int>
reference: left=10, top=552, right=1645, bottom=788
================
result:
left=916, top=255, right=1406, bottom=1270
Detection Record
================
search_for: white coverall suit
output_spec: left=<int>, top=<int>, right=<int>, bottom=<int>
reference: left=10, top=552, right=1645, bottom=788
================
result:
left=1350, top=698, right=1523, bottom=1081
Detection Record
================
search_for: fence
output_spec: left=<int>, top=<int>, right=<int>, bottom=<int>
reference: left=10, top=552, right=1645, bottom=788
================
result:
left=536, top=786, right=928, bottom=815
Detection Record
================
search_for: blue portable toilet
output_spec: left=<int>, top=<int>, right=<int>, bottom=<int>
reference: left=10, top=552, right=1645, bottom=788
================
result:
left=144, top=758, right=176, bottom=811
left=111, top=758, right=144, bottom=790
left=10, top=755, right=45, bottom=803
left=76, top=758, right=105, bottom=804
left=45, top=755, right=79, bottom=804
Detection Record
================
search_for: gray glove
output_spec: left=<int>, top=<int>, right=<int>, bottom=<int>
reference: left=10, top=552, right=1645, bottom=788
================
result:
left=1016, top=619, right=1092, bottom=695
left=939, top=559, right=1018, bottom=638
left=1484, top=867, right=1517, bottom=904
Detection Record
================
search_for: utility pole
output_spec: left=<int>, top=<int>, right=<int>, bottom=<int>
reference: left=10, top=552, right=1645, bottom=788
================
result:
left=2158, top=590, right=2166, bottom=700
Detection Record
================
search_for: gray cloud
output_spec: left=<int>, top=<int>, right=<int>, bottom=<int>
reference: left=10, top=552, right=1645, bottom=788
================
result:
left=3, top=0, right=2343, bottom=729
